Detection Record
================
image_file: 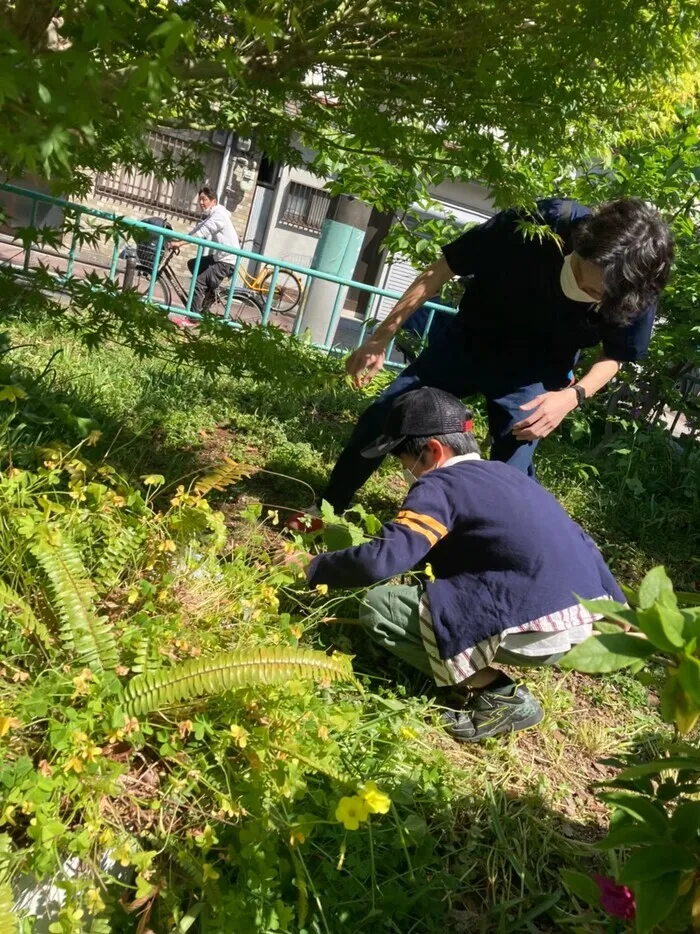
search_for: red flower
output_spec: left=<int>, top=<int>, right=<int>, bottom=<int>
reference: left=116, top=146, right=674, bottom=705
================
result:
left=593, top=874, right=636, bottom=921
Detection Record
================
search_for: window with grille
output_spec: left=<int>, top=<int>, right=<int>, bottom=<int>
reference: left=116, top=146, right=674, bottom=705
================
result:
left=279, top=182, right=330, bottom=233
left=94, top=131, right=223, bottom=220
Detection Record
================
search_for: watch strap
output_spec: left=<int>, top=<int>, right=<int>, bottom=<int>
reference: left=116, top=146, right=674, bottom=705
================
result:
left=572, top=384, right=587, bottom=407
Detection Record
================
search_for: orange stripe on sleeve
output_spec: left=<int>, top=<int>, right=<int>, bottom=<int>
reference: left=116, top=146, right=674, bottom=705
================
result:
left=397, top=510, right=448, bottom=539
left=394, top=516, right=439, bottom=547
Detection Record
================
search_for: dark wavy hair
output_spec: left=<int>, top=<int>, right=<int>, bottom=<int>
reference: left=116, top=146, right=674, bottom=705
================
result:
left=572, top=198, right=673, bottom=325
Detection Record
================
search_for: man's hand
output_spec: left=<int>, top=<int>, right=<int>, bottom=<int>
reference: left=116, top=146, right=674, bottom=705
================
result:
left=168, top=240, right=183, bottom=250
left=512, top=389, right=578, bottom=441
left=346, top=338, right=387, bottom=388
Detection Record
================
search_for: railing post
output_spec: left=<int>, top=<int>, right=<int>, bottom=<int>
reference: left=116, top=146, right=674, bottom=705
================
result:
left=65, top=210, right=82, bottom=280
left=222, top=255, right=243, bottom=321
left=184, top=245, right=203, bottom=313
left=260, top=265, right=280, bottom=326
left=146, top=235, right=164, bottom=302
left=108, top=237, right=121, bottom=282
left=23, top=199, right=38, bottom=273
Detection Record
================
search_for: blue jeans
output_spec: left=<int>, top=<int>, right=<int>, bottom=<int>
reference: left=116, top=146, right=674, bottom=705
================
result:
left=323, top=319, right=568, bottom=512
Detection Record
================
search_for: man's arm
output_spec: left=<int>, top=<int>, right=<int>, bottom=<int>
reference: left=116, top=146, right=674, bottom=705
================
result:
left=513, top=357, right=620, bottom=441
left=576, top=357, right=621, bottom=397
left=188, top=215, right=219, bottom=241
left=346, top=257, right=455, bottom=388
left=169, top=214, right=222, bottom=252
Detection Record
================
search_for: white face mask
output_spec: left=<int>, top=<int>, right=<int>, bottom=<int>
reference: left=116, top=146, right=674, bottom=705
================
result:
left=560, top=253, right=596, bottom=303
left=402, top=454, right=422, bottom=488
left=402, top=467, right=417, bottom=487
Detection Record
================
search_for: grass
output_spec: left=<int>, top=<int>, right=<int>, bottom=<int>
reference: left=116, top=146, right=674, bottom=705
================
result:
left=5, top=317, right=698, bottom=586
left=2, top=314, right=699, bottom=931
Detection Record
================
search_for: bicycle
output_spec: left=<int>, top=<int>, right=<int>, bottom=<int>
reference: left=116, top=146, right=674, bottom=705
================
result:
left=124, top=221, right=262, bottom=322
left=222, top=239, right=304, bottom=314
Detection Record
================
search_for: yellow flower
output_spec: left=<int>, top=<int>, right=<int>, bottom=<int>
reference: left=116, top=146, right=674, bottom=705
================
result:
left=217, top=798, right=242, bottom=819
left=360, top=781, right=391, bottom=815
left=315, top=584, right=329, bottom=596
left=202, top=862, right=220, bottom=882
left=99, top=827, right=115, bottom=846
left=399, top=726, right=417, bottom=740
left=113, top=842, right=132, bottom=867
left=64, top=756, right=83, bottom=774
left=83, top=744, right=102, bottom=763
left=229, top=724, right=249, bottom=748
left=0, top=806, right=16, bottom=826
left=0, top=716, right=20, bottom=737
left=335, top=795, right=370, bottom=830
left=424, top=563, right=436, bottom=582
left=71, top=669, right=94, bottom=697
left=289, top=829, right=306, bottom=847
left=141, top=474, right=165, bottom=486
left=85, top=888, right=105, bottom=913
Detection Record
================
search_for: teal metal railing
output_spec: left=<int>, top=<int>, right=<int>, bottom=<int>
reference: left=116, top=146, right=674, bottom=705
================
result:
left=0, top=181, right=456, bottom=364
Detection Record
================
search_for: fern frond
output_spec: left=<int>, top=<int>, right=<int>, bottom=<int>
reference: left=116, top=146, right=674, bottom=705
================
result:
left=93, top=523, right=148, bottom=593
left=30, top=537, right=118, bottom=671
left=172, top=847, right=207, bottom=884
left=271, top=744, right=351, bottom=783
left=194, top=458, right=251, bottom=497
left=0, top=880, right=16, bottom=933
left=0, top=578, right=54, bottom=650
left=124, top=647, right=354, bottom=716
left=130, top=629, right=162, bottom=675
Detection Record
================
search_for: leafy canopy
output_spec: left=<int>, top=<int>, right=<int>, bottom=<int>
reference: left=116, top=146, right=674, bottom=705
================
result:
left=1, top=0, right=699, bottom=206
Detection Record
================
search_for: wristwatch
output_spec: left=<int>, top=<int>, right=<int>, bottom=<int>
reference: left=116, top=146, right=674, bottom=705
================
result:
left=572, top=383, right=587, bottom=408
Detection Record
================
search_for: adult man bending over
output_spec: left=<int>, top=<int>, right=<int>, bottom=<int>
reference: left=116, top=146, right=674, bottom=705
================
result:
left=289, top=198, right=673, bottom=527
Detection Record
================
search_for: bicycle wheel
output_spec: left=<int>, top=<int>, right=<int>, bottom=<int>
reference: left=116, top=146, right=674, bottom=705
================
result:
left=133, top=267, right=172, bottom=307
left=259, top=268, right=301, bottom=313
left=217, top=289, right=263, bottom=324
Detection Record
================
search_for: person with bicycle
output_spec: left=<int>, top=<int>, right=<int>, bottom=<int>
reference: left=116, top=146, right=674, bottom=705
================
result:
left=289, top=197, right=673, bottom=528
left=170, top=187, right=240, bottom=312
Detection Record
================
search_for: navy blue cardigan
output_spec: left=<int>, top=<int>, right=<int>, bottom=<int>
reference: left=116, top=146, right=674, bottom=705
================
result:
left=307, top=459, right=623, bottom=659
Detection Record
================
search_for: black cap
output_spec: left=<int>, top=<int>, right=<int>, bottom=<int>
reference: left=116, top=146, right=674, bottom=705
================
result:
left=361, top=388, right=473, bottom=458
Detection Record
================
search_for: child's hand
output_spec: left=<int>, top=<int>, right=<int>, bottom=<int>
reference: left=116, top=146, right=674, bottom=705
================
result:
left=274, top=544, right=311, bottom=573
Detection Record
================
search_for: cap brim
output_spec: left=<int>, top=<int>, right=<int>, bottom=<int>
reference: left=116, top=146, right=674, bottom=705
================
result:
left=360, top=434, right=405, bottom=458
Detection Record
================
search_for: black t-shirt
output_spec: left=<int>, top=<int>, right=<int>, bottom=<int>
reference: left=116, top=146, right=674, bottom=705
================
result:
left=441, top=198, right=656, bottom=383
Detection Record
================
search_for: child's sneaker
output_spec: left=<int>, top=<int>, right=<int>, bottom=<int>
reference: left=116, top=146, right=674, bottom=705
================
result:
left=441, top=675, right=543, bottom=743
left=286, top=505, right=323, bottom=533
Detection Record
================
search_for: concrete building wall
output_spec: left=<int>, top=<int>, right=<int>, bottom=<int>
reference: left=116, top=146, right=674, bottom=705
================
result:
left=260, top=158, right=326, bottom=269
